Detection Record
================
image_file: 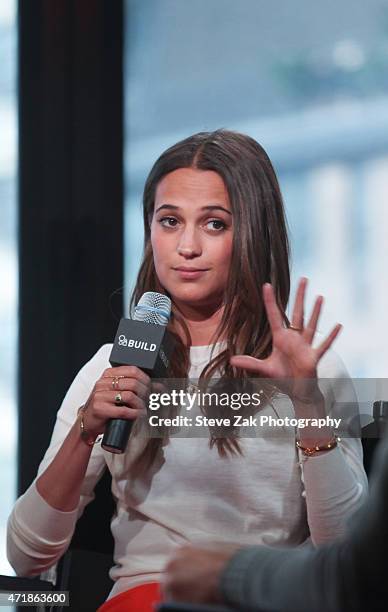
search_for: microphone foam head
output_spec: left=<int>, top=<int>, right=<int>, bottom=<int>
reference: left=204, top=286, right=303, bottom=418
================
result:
left=133, top=292, right=171, bottom=325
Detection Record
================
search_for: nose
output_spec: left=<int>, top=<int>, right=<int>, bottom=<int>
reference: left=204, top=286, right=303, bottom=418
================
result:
left=177, top=226, right=202, bottom=258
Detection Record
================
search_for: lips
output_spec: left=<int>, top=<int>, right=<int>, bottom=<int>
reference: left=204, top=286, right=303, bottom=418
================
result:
left=173, top=267, right=208, bottom=272
left=173, top=267, right=209, bottom=279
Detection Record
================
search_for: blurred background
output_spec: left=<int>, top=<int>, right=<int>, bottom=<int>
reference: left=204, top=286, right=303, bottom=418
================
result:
left=1, top=0, right=388, bottom=585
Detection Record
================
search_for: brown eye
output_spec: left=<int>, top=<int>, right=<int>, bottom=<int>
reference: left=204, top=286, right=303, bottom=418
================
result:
left=159, top=217, right=178, bottom=227
left=206, top=219, right=227, bottom=231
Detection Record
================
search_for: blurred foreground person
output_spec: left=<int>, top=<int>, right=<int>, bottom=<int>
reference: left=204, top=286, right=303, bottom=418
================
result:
left=163, top=431, right=388, bottom=611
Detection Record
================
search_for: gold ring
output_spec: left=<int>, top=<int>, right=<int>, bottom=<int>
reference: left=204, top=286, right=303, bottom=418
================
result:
left=114, top=393, right=122, bottom=405
left=289, top=324, right=303, bottom=332
left=112, top=377, right=120, bottom=390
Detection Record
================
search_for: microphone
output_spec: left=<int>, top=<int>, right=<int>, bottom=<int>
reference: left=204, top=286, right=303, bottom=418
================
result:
left=101, top=292, right=174, bottom=454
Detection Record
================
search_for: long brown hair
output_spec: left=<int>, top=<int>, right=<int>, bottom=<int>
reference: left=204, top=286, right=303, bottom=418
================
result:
left=130, top=129, right=290, bottom=465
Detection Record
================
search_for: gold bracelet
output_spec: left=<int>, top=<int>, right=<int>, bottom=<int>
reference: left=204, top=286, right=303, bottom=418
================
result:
left=77, top=405, right=98, bottom=447
left=296, top=436, right=339, bottom=457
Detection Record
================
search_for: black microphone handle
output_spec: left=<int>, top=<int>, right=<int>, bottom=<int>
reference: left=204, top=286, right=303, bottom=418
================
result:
left=102, top=414, right=134, bottom=454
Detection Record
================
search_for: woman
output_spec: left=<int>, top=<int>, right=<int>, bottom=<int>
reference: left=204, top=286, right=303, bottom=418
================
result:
left=7, top=130, right=367, bottom=611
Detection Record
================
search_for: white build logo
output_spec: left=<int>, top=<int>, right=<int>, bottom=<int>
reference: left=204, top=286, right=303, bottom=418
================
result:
left=118, top=334, right=156, bottom=352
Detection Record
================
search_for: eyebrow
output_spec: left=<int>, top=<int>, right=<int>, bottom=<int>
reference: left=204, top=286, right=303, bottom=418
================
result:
left=155, top=204, right=232, bottom=215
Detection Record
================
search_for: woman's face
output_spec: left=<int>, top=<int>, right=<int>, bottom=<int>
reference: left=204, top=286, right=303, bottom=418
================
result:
left=150, top=167, right=233, bottom=312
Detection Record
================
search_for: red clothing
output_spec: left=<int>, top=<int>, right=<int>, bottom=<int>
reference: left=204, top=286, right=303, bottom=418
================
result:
left=97, top=582, right=161, bottom=612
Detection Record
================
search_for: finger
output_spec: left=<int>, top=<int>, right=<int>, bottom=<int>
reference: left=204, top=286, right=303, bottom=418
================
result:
left=112, top=390, right=146, bottom=412
left=304, top=295, right=323, bottom=344
left=92, top=389, right=145, bottom=413
left=230, top=355, right=273, bottom=377
left=96, top=376, right=150, bottom=400
left=121, top=379, right=150, bottom=400
left=112, top=405, right=145, bottom=421
left=91, top=399, right=144, bottom=423
left=101, top=365, right=150, bottom=386
left=291, top=277, right=307, bottom=329
left=316, top=324, right=342, bottom=359
left=263, top=283, right=284, bottom=332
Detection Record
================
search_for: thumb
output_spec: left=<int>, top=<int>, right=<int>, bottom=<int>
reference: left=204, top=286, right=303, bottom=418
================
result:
left=230, top=355, right=271, bottom=376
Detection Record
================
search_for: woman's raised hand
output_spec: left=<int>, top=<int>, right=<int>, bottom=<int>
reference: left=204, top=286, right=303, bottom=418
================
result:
left=80, top=366, right=152, bottom=439
left=230, top=278, right=342, bottom=401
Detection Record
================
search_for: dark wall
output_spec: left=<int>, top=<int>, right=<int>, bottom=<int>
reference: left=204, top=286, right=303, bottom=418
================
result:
left=18, top=0, right=124, bottom=493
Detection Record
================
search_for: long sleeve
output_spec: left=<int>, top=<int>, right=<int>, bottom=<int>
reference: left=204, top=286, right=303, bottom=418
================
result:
left=221, top=535, right=367, bottom=612
left=299, top=348, right=368, bottom=545
left=6, top=345, right=111, bottom=576
left=221, top=432, right=388, bottom=612
left=220, top=543, right=349, bottom=612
